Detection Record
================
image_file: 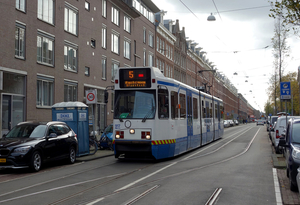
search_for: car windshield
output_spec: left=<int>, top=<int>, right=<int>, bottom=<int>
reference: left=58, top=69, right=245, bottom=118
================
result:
left=114, top=90, right=156, bottom=120
left=271, top=117, right=278, bottom=125
left=292, top=123, right=300, bottom=143
left=5, top=124, right=47, bottom=138
left=104, top=124, right=113, bottom=133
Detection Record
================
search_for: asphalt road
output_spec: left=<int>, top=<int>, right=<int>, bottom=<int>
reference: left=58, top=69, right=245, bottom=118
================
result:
left=0, top=123, right=277, bottom=205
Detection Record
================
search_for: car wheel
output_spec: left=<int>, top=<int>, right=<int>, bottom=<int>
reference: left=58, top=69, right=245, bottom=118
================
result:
left=30, top=151, right=42, bottom=172
left=289, top=170, right=298, bottom=192
left=68, top=146, right=76, bottom=164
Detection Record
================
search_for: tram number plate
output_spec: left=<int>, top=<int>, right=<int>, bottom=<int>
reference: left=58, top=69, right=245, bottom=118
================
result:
left=0, top=158, right=6, bottom=163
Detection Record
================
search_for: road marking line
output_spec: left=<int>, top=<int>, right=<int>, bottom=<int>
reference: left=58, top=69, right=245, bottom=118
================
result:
left=86, top=198, right=104, bottom=205
left=273, top=168, right=283, bottom=205
left=205, top=188, right=222, bottom=205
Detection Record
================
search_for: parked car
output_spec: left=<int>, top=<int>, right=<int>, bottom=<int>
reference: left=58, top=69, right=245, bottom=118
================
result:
left=256, top=119, right=264, bottom=126
left=272, top=116, right=300, bottom=154
left=234, top=120, right=239, bottom=125
left=228, top=120, right=234, bottom=127
left=269, top=116, right=279, bottom=139
left=278, top=118, right=300, bottom=191
left=223, top=120, right=229, bottom=128
left=0, top=121, right=78, bottom=172
left=99, top=124, right=113, bottom=150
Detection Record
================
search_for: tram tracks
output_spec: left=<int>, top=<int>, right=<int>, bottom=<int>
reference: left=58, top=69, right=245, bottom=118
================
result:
left=0, top=126, right=261, bottom=205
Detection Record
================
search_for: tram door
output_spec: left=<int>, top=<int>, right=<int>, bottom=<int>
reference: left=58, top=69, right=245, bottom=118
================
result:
left=187, top=90, right=193, bottom=149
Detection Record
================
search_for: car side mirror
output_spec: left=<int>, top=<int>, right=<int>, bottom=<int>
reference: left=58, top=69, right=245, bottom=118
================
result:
left=278, top=138, right=289, bottom=148
left=48, top=133, right=57, bottom=139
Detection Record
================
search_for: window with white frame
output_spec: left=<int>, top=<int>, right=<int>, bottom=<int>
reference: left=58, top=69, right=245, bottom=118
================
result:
left=16, top=0, right=25, bottom=12
left=64, top=81, right=78, bottom=102
left=64, top=3, right=78, bottom=35
left=111, top=31, right=119, bottom=54
left=156, top=37, right=159, bottom=51
left=124, top=16, right=131, bottom=33
left=102, top=0, right=106, bottom=17
left=85, top=1, right=90, bottom=11
left=124, top=39, right=131, bottom=59
left=15, top=22, right=25, bottom=59
left=148, top=33, right=154, bottom=47
left=102, top=57, right=107, bottom=80
left=111, top=7, right=119, bottom=26
left=143, top=49, right=146, bottom=66
left=102, top=24, right=107, bottom=49
left=111, top=61, right=119, bottom=81
left=143, top=28, right=146, bottom=43
left=38, top=0, right=54, bottom=24
left=64, top=41, right=78, bottom=72
left=148, top=52, right=153, bottom=66
left=37, top=31, right=54, bottom=66
left=36, top=76, right=54, bottom=107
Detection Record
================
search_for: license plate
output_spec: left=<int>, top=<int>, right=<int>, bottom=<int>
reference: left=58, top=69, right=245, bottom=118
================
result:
left=0, top=158, right=6, bottom=163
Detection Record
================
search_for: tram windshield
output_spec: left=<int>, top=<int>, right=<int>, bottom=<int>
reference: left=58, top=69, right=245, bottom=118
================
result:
left=114, top=90, right=156, bottom=120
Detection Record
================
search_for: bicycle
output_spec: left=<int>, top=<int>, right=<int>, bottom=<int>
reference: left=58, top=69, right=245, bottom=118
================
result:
left=89, top=135, right=98, bottom=155
left=98, top=133, right=114, bottom=151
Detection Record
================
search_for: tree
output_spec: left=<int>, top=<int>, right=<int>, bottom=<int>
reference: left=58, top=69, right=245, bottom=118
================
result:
left=269, top=0, right=300, bottom=35
left=264, top=101, right=274, bottom=116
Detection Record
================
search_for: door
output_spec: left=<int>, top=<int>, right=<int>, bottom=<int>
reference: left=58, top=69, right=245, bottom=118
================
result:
left=187, top=90, right=193, bottom=149
left=2, top=95, right=25, bottom=135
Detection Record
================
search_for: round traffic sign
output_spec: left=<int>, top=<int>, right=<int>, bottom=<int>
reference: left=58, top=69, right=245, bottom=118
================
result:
left=87, top=93, right=95, bottom=102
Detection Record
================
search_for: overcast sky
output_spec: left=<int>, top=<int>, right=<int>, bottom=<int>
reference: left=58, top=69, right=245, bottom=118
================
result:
left=151, top=0, right=300, bottom=112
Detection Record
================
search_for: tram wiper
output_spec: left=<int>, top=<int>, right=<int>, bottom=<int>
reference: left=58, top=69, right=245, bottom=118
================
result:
left=142, top=106, right=155, bottom=122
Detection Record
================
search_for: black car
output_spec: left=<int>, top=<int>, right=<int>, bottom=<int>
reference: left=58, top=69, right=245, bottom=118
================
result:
left=0, top=121, right=78, bottom=172
left=279, top=119, right=300, bottom=191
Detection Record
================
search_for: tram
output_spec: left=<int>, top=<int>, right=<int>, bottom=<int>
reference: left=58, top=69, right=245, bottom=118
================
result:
left=112, top=66, right=224, bottom=159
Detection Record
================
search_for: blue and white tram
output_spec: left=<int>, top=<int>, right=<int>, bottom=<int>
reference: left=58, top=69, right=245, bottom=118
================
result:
left=112, top=67, right=224, bottom=159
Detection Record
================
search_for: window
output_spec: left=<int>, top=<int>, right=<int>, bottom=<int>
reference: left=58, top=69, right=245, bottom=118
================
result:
left=158, top=87, right=169, bottom=119
left=143, top=28, right=146, bottom=43
left=180, top=93, right=186, bottom=118
left=85, top=66, right=90, bottom=76
left=124, top=39, right=131, bottom=59
left=15, top=22, right=25, bottom=59
left=37, top=31, right=54, bottom=66
left=85, top=1, right=90, bottom=11
left=111, top=7, right=119, bottom=26
left=64, top=3, right=78, bottom=35
left=37, top=0, right=54, bottom=24
left=111, top=61, right=119, bottom=81
left=193, top=98, right=198, bottom=119
left=124, top=16, right=131, bottom=33
left=111, top=92, right=114, bottom=111
left=64, top=81, right=78, bottom=102
left=143, top=49, right=146, bottom=66
left=102, top=57, right=107, bottom=80
left=91, top=39, right=96, bottom=48
left=111, top=32, right=119, bottom=54
left=64, top=41, right=78, bottom=72
left=102, top=0, right=106, bottom=18
left=37, top=76, right=54, bottom=107
left=102, top=25, right=106, bottom=48
left=148, top=53, right=153, bottom=66
left=149, top=33, right=154, bottom=47
left=171, top=91, right=178, bottom=119
left=16, top=0, right=25, bottom=12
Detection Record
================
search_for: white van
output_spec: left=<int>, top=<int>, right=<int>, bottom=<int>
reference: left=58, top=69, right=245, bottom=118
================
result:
left=271, top=116, right=300, bottom=153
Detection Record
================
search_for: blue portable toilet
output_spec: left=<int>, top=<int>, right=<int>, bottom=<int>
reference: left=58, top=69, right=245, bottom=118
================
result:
left=52, top=102, right=89, bottom=156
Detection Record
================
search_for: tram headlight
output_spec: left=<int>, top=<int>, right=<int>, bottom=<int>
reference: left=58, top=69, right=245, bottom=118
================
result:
left=115, top=131, right=124, bottom=139
left=115, top=134, right=120, bottom=139
left=129, top=129, right=135, bottom=134
left=146, top=134, right=151, bottom=140
left=141, top=131, right=151, bottom=140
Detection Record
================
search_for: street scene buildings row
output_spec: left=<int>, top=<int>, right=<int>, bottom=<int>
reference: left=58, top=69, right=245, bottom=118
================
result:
left=0, top=0, right=259, bottom=135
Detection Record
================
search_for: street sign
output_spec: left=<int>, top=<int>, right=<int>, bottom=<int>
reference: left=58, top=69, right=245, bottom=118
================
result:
left=280, top=82, right=291, bottom=100
left=85, top=89, right=97, bottom=104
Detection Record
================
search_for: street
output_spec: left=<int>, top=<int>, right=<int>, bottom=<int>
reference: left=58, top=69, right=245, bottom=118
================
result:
left=0, top=123, right=278, bottom=205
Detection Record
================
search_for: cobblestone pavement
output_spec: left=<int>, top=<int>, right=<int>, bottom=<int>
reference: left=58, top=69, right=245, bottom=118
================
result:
left=277, top=169, right=300, bottom=205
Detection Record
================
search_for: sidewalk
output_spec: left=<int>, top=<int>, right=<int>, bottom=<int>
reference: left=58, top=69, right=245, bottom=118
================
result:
left=76, top=149, right=114, bottom=162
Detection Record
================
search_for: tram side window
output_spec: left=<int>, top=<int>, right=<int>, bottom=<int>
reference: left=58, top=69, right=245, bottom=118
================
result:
left=202, top=100, right=205, bottom=118
left=180, top=93, right=186, bottom=119
left=171, top=91, right=178, bottom=119
left=215, top=104, right=218, bottom=118
left=210, top=103, right=213, bottom=118
left=158, top=87, right=169, bottom=119
left=193, top=97, right=198, bottom=119
left=220, top=105, right=224, bottom=119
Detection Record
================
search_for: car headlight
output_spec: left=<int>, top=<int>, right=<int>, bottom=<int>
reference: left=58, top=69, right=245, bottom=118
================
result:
left=13, top=146, right=31, bottom=154
left=292, top=147, right=300, bottom=160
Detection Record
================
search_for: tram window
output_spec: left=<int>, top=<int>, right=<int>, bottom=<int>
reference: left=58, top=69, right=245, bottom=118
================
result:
left=205, top=101, right=209, bottom=118
left=215, top=104, right=218, bottom=118
left=171, top=91, right=178, bottom=119
left=202, top=100, right=205, bottom=118
left=179, top=93, right=186, bottom=119
left=220, top=105, right=224, bottom=119
left=158, top=87, right=169, bottom=119
left=193, top=98, right=198, bottom=119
